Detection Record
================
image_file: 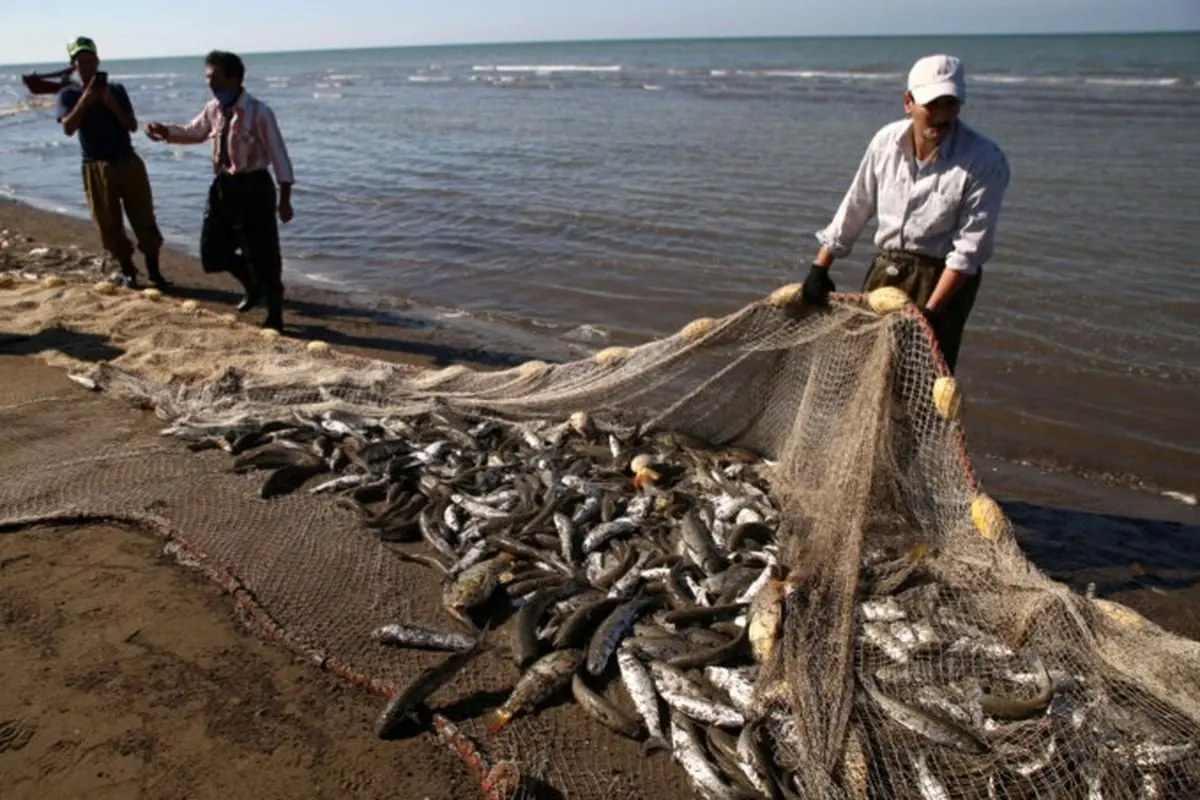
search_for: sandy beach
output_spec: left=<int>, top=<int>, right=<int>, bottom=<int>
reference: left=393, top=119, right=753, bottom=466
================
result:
left=0, top=201, right=507, bottom=799
left=2, top=198, right=1198, bottom=798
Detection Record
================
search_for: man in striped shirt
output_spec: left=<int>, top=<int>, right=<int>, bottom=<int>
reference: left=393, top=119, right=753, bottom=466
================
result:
left=803, top=54, right=1011, bottom=373
left=144, top=50, right=294, bottom=331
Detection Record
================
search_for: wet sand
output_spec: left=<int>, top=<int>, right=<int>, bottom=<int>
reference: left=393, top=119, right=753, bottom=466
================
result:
left=0, top=354, right=475, bottom=800
left=2, top=199, right=1198, bottom=797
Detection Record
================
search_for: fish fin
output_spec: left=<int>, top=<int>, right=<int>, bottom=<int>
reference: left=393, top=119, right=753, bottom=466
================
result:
left=483, top=709, right=512, bottom=735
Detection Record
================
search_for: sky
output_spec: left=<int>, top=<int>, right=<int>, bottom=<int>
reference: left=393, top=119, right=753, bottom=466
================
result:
left=2, top=0, right=1197, bottom=66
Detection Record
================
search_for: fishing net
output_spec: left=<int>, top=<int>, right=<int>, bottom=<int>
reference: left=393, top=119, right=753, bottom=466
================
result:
left=3, top=259, right=1200, bottom=800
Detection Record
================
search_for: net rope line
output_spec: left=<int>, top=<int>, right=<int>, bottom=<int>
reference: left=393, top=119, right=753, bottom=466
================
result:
left=3, top=273, right=1200, bottom=799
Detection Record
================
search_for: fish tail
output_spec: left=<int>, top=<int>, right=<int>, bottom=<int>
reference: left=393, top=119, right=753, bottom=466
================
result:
left=484, top=709, right=512, bottom=735
left=641, top=735, right=669, bottom=755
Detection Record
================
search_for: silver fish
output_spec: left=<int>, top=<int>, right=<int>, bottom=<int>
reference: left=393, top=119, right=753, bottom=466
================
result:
left=703, top=666, right=757, bottom=714
left=860, top=675, right=989, bottom=754
left=310, top=473, right=366, bottom=494
left=582, top=517, right=638, bottom=555
left=586, top=594, right=658, bottom=675
left=912, top=752, right=950, bottom=800
left=373, top=623, right=478, bottom=652
left=553, top=511, right=576, bottom=564
left=616, top=645, right=669, bottom=753
left=67, top=373, right=99, bottom=391
left=668, top=709, right=753, bottom=799
left=656, top=681, right=744, bottom=729
left=452, top=492, right=511, bottom=521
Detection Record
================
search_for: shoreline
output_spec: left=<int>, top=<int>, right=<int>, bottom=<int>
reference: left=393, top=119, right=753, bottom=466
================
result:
left=0, top=196, right=588, bottom=372
left=2, top=195, right=1195, bottom=514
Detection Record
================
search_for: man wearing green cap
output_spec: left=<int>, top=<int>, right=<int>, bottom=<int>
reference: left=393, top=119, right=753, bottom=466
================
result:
left=55, top=36, right=167, bottom=288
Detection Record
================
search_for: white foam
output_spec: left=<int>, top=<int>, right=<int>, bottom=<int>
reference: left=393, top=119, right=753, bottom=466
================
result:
left=755, top=69, right=900, bottom=81
left=563, top=324, right=609, bottom=343
left=471, top=64, right=621, bottom=74
left=973, top=73, right=1185, bottom=88
left=1161, top=491, right=1198, bottom=507
left=1085, top=76, right=1182, bottom=87
left=110, top=72, right=179, bottom=81
left=293, top=270, right=340, bottom=286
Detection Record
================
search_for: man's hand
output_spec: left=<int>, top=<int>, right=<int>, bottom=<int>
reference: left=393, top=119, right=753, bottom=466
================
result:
left=921, top=306, right=945, bottom=337
left=77, top=83, right=100, bottom=109
left=801, top=263, right=836, bottom=306
left=144, top=122, right=169, bottom=142
left=278, top=197, right=294, bottom=224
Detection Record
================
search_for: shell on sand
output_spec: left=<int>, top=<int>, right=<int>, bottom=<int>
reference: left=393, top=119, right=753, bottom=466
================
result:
left=306, top=340, right=329, bottom=354
left=181, top=299, right=200, bottom=311
left=41, top=275, right=66, bottom=289
left=141, top=288, right=162, bottom=301
left=260, top=327, right=281, bottom=341
left=91, top=280, right=117, bottom=295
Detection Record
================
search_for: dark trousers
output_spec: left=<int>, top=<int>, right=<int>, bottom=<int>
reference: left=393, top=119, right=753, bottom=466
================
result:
left=81, top=152, right=163, bottom=264
left=862, top=249, right=982, bottom=373
left=200, top=170, right=283, bottom=299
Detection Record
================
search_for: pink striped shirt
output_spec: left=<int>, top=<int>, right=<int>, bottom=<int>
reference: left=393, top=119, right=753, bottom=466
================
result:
left=164, top=91, right=294, bottom=185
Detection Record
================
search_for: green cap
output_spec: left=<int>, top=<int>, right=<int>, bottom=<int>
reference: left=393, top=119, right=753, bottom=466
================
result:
left=67, top=36, right=97, bottom=60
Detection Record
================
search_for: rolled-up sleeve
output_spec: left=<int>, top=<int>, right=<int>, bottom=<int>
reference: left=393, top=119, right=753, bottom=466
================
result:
left=944, top=147, right=1011, bottom=275
left=816, top=140, right=879, bottom=258
left=165, top=105, right=214, bottom=145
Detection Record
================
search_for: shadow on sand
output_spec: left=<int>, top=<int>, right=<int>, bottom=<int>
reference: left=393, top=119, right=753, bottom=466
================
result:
left=162, top=283, right=555, bottom=370
left=0, top=324, right=124, bottom=362
left=1005, top=499, right=1200, bottom=598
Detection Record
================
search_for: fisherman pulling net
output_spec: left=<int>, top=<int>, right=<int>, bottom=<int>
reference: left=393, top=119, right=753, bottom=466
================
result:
left=2, top=269, right=1200, bottom=800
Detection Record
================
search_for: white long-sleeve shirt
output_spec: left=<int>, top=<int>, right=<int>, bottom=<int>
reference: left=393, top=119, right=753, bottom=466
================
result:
left=816, top=118, right=1010, bottom=275
left=164, top=90, right=294, bottom=185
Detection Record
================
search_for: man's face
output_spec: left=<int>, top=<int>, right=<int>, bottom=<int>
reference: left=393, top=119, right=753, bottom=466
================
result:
left=74, top=51, right=99, bottom=82
left=905, top=93, right=961, bottom=147
left=206, top=64, right=232, bottom=93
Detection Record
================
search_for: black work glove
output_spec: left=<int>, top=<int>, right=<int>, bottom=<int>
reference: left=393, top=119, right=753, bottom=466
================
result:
left=801, top=264, right=836, bottom=306
left=921, top=306, right=945, bottom=338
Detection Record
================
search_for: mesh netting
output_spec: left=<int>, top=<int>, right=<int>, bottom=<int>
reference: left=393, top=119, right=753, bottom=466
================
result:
left=3, top=269, right=1200, bottom=800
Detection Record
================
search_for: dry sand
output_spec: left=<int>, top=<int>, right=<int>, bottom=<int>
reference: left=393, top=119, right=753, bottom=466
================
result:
left=2, top=198, right=1198, bottom=798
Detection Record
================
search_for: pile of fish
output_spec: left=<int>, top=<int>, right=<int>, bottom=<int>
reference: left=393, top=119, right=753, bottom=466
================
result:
left=157, top=403, right=1197, bottom=799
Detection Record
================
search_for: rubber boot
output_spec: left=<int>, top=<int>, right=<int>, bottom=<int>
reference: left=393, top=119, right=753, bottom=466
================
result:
left=144, top=254, right=169, bottom=288
left=117, top=257, right=139, bottom=289
left=228, top=257, right=260, bottom=312
left=261, top=285, right=283, bottom=332
left=236, top=288, right=261, bottom=313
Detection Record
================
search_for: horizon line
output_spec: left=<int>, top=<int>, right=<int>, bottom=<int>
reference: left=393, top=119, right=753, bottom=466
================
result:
left=4, top=28, right=1198, bottom=69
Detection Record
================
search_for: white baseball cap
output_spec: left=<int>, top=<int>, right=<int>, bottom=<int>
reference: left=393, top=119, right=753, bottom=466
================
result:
left=907, top=54, right=966, bottom=106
